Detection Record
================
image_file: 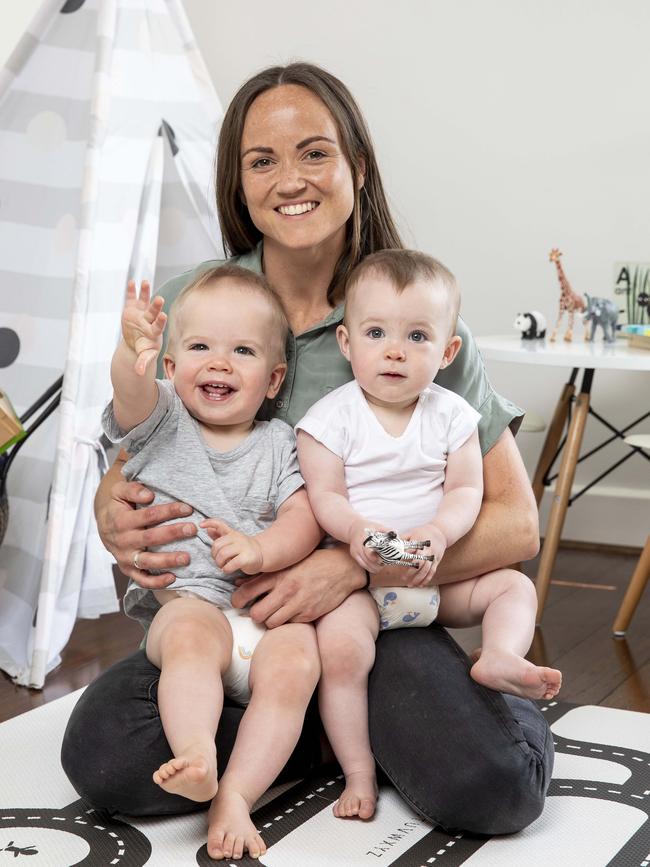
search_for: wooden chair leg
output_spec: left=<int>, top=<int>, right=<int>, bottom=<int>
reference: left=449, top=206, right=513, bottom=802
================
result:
left=535, top=388, right=591, bottom=624
left=613, top=536, right=650, bottom=636
left=532, top=380, right=575, bottom=507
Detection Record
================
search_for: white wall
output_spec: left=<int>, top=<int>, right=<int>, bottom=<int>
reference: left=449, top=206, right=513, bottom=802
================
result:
left=4, top=1, right=649, bottom=545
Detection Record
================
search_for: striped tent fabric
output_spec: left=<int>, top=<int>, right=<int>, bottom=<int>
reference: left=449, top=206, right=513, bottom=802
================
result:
left=0, top=0, right=223, bottom=687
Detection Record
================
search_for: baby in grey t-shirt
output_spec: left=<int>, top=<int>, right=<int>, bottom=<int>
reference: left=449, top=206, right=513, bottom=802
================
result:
left=104, top=265, right=321, bottom=860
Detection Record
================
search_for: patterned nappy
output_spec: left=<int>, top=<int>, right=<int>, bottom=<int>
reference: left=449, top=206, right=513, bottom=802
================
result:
left=369, top=585, right=440, bottom=630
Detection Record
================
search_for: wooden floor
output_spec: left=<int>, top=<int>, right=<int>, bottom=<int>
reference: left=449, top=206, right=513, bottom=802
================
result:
left=0, top=545, right=648, bottom=724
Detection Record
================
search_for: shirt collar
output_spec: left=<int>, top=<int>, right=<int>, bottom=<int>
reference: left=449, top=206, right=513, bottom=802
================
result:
left=244, top=240, right=345, bottom=332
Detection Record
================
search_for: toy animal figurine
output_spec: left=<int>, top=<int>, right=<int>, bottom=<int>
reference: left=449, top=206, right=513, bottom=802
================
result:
left=513, top=311, right=547, bottom=340
left=363, top=529, right=436, bottom=568
left=548, top=248, right=587, bottom=342
left=583, top=294, right=619, bottom=343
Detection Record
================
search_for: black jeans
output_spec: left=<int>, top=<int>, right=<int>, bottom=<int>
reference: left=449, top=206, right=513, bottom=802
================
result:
left=61, top=624, right=553, bottom=835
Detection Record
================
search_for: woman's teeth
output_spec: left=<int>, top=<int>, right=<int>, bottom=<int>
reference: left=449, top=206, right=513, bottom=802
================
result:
left=277, top=202, right=318, bottom=216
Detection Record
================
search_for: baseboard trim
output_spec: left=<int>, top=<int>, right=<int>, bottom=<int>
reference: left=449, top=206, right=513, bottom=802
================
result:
left=552, top=539, right=643, bottom=557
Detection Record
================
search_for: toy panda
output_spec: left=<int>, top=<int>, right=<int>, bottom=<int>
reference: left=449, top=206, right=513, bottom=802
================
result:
left=513, top=311, right=547, bottom=340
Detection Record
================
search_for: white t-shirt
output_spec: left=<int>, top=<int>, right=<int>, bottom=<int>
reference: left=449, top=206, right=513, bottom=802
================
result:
left=295, top=380, right=481, bottom=534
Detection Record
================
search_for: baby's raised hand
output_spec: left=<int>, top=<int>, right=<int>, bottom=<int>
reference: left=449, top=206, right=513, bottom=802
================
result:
left=402, top=524, right=447, bottom=587
left=349, top=519, right=390, bottom=573
left=122, top=279, right=167, bottom=376
left=201, top=519, right=263, bottom=575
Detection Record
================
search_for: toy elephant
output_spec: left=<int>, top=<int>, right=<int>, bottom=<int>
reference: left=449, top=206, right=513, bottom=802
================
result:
left=583, top=294, right=619, bottom=343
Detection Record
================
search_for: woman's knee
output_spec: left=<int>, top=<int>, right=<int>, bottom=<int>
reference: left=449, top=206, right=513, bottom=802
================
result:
left=368, top=628, right=552, bottom=834
left=61, top=653, right=170, bottom=814
left=374, top=725, right=550, bottom=835
left=425, top=748, right=549, bottom=834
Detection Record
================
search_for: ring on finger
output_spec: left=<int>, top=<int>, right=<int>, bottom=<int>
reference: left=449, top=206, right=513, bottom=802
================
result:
left=133, top=551, right=143, bottom=570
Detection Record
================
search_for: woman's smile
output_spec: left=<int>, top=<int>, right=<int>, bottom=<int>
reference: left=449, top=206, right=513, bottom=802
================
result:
left=275, top=201, right=320, bottom=217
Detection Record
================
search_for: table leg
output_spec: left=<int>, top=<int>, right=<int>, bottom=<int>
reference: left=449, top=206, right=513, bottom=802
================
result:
left=531, top=372, right=577, bottom=507
left=612, top=536, right=650, bottom=636
left=535, top=369, right=593, bottom=624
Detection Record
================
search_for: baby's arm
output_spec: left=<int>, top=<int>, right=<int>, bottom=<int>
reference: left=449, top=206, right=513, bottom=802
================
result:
left=407, top=429, right=484, bottom=570
left=111, top=279, right=167, bottom=432
left=297, top=431, right=386, bottom=572
left=433, top=429, right=484, bottom=544
left=201, top=488, right=322, bottom=575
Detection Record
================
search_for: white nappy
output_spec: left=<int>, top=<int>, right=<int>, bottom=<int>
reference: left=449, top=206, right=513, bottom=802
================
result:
left=221, top=607, right=266, bottom=706
left=369, top=585, right=440, bottom=631
left=153, top=590, right=265, bottom=705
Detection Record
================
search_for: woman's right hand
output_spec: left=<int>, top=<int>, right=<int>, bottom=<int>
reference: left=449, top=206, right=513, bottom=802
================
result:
left=96, top=468, right=197, bottom=589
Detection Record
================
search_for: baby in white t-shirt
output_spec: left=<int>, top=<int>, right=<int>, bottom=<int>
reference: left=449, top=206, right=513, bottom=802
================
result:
left=296, top=250, right=562, bottom=821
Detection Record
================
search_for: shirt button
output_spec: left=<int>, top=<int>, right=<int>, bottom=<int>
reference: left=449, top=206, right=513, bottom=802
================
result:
left=275, top=399, right=285, bottom=408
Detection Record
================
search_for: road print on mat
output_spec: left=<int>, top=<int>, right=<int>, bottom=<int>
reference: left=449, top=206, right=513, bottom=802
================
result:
left=0, top=798, right=151, bottom=866
left=196, top=701, right=650, bottom=867
left=1, top=702, right=647, bottom=865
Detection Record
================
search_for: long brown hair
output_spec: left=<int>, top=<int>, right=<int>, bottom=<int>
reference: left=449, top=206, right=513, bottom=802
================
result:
left=215, top=62, right=404, bottom=304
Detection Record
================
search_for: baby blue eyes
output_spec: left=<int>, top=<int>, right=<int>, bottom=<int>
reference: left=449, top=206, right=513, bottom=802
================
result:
left=234, top=346, right=254, bottom=355
left=365, top=329, right=428, bottom=342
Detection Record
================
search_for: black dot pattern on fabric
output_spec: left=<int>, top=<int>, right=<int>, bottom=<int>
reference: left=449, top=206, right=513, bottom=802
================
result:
left=0, top=328, right=20, bottom=368
left=60, top=0, right=87, bottom=13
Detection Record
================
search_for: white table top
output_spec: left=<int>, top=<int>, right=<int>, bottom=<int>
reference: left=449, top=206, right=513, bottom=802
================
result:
left=475, top=335, right=650, bottom=371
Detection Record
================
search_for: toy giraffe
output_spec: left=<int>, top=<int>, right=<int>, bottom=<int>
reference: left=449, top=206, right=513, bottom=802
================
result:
left=548, top=248, right=587, bottom=342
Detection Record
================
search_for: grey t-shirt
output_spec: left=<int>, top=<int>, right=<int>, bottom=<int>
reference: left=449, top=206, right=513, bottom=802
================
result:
left=102, top=380, right=304, bottom=628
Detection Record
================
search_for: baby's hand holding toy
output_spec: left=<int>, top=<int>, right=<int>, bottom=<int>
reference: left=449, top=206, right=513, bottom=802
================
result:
left=122, top=279, right=167, bottom=376
left=401, top=525, right=446, bottom=586
left=349, top=520, right=389, bottom=573
left=363, top=528, right=437, bottom=586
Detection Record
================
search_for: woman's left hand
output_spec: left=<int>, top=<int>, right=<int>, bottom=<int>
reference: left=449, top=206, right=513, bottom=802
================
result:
left=231, top=546, right=365, bottom=629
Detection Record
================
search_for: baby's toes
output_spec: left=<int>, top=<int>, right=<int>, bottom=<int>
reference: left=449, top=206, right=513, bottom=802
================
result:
left=248, top=833, right=266, bottom=859
left=207, top=830, right=225, bottom=860
left=232, top=835, right=245, bottom=860
left=222, top=831, right=236, bottom=859
left=153, top=762, right=173, bottom=783
left=341, top=794, right=361, bottom=817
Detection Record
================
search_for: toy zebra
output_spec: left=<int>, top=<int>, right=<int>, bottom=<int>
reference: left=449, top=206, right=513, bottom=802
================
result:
left=363, top=529, right=436, bottom=568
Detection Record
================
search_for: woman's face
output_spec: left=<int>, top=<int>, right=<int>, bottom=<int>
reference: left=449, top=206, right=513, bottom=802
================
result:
left=240, top=84, right=361, bottom=257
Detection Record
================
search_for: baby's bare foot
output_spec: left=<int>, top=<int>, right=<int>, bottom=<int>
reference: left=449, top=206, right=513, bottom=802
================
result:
left=207, top=788, right=266, bottom=860
left=471, top=649, right=562, bottom=700
left=152, top=751, right=217, bottom=803
left=334, top=770, right=378, bottom=820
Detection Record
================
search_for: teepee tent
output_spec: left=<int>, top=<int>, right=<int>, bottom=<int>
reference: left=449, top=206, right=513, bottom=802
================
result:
left=0, top=0, right=223, bottom=687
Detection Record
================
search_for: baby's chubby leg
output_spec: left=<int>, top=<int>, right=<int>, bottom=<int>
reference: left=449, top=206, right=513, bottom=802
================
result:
left=146, top=596, right=233, bottom=802
left=207, top=623, right=320, bottom=861
left=438, top=570, right=562, bottom=700
left=316, top=590, right=380, bottom=820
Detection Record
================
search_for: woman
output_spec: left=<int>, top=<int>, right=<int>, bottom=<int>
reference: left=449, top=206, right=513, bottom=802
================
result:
left=62, top=63, right=552, bottom=851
